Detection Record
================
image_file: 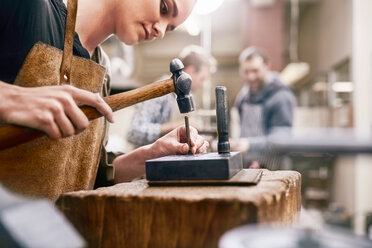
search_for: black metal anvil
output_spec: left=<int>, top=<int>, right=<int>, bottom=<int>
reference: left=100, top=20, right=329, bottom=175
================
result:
left=146, top=86, right=242, bottom=181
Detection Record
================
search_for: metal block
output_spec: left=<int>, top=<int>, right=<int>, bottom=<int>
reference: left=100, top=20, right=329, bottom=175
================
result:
left=146, top=152, right=242, bottom=181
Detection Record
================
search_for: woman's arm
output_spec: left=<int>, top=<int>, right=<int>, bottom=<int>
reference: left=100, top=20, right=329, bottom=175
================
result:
left=113, top=125, right=209, bottom=183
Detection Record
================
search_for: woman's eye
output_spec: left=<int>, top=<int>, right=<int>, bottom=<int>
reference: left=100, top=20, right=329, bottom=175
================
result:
left=160, top=0, right=169, bottom=15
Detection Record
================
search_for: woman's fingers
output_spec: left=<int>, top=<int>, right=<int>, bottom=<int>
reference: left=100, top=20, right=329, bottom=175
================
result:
left=174, top=141, right=189, bottom=154
left=35, top=111, right=62, bottom=139
left=65, top=85, right=114, bottom=123
left=190, top=135, right=204, bottom=154
left=188, top=126, right=207, bottom=154
left=174, top=125, right=210, bottom=154
left=197, top=140, right=209, bottom=154
left=59, top=94, right=90, bottom=134
left=52, top=103, right=76, bottom=137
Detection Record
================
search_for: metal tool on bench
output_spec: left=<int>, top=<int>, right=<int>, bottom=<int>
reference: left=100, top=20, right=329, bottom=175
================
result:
left=0, top=59, right=194, bottom=151
left=145, top=86, right=242, bottom=181
left=0, top=184, right=85, bottom=247
left=219, top=224, right=372, bottom=248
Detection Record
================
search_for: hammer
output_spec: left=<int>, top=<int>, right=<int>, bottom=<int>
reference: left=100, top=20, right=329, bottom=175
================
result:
left=0, top=59, right=194, bottom=151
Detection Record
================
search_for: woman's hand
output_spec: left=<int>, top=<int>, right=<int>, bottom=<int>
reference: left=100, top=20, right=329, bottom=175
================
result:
left=152, top=125, right=209, bottom=157
left=0, top=82, right=114, bottom=139
left=113, top=125, right=209, bottom=183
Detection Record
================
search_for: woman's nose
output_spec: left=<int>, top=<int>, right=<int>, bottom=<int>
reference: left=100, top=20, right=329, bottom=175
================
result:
left=153, top=22, right=166, bottom=38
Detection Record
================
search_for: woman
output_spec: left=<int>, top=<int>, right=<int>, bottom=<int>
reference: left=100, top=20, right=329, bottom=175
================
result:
left=0, top=0, right=207, bottom=185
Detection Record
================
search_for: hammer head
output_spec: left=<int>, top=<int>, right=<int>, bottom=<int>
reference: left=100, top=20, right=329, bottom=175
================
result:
left=170, top=59, right=195, bottom=114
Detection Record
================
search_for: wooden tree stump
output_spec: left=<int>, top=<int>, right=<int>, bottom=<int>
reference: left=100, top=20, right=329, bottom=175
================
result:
left=57, top=170, right=301, bottom=248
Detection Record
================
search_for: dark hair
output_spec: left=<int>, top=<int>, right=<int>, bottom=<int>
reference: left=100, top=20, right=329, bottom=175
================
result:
left=179, top=45, right=217, bottom=73
left=239, top=47, right=268, bottom=65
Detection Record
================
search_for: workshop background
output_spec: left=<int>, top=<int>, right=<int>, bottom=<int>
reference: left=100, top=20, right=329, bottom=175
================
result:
left=102, top=0, right=372, bottom=239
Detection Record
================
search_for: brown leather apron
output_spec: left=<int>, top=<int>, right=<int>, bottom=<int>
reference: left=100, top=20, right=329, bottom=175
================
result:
left=0, top=0, right=106, bottom=201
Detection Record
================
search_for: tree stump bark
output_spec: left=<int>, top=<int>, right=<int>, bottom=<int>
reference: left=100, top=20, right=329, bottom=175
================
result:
left=57, top=170, right=301, bottom=248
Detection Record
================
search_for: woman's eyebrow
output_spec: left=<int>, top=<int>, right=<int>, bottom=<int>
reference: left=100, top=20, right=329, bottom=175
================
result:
left=172, top=0, right=178, bottom=17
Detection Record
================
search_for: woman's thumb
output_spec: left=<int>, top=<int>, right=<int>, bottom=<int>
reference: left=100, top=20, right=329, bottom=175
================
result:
left=178, top=143, right=189, bottom=154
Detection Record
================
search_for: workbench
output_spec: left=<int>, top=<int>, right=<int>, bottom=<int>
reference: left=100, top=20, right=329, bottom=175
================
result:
left=57, top=170, right=301, bottom=248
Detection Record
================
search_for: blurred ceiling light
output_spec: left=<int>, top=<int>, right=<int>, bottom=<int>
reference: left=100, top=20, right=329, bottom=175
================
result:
left=281, top=0, right=310, bottom=86
left=280, top=62, right=310, bottom=86
left=193, top=0, right=225, bottom=15
left=184, top=16, right=201, bottom=36
left=332, top=82, right=354, bottom=92
left=251, top=0, right=276, bottom=8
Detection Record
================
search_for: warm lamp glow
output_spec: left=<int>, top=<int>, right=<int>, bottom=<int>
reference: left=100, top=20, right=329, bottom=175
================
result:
left=332, top=82, right=354, bottom=93
left=193, top=0, right=225, bottom=15
left=184, top=17, right=201, bottom=36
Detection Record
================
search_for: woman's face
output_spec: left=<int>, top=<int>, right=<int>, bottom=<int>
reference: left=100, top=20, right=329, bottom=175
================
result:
left=115, top=0, right=196, bottom=45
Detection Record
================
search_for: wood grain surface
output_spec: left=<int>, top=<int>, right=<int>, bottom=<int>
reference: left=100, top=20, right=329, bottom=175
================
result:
left=57, top=170, right=301, bottom=248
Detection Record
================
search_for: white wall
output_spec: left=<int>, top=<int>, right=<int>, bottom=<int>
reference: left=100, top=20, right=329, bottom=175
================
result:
left=352, top=0, right=372, bottom=236
left=299, top=0, right=352, bottom=77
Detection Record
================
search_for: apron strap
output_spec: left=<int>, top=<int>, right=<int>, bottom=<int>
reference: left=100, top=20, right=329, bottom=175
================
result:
left=59, top=0, right=78, bottom=85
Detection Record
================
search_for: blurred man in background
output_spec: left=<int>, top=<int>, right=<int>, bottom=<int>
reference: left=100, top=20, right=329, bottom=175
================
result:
left=231, top=47, right=296, bottom=168
left=127, top=45, right=216, bottom=147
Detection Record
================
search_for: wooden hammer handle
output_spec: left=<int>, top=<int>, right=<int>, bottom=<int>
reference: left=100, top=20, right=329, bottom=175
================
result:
left=0, top=78, right=174, bottom=151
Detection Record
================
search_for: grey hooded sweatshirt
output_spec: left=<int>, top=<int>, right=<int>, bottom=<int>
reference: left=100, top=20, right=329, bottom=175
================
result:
left=234, top=72, right=296, bottom=166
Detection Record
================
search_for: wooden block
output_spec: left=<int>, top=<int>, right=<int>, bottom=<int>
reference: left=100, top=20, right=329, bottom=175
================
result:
left=57, top=170, right=301, bottom=248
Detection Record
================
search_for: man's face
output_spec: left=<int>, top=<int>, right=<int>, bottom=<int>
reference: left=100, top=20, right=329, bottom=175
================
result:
left=239, top=56, right=268, bottom=94
left=115, top=0, right=196, bottom=45
left=185, top=65, right=210, bottom=91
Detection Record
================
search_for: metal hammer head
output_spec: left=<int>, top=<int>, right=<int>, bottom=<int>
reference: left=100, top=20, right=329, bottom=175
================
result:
left=170, top=59, right=195, bottom=113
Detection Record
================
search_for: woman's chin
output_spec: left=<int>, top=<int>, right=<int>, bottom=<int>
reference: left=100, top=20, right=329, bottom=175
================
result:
left=116, top=34, right=138, bottom=45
